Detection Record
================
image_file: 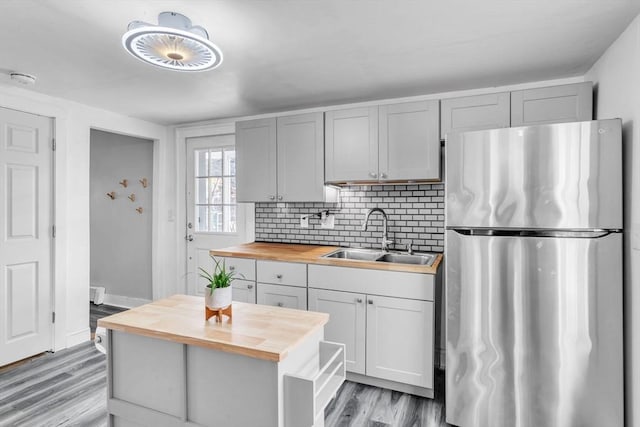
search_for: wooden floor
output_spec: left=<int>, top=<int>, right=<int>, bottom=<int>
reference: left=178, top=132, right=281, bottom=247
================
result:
left=0, top=304, right=452, bottom=427
left=89, top=303, right=126, bottom=335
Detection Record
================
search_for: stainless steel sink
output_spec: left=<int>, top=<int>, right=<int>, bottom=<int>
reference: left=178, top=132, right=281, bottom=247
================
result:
left=322, top=248, right=436, bottom=266
left=376, top=252, right=436, bottom=266
left=322, top=248, right=383, bottom=261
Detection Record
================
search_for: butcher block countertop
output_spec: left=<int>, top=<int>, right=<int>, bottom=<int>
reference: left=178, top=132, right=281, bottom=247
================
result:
left=98, top=294, right=328, bottom=362
left=210, top=242, right=443, bottom=274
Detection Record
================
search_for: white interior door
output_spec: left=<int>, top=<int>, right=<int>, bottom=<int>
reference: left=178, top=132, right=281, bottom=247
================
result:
left=186, top=135, right=254, bottom=296
left=0, top=107, right=53, bottom=366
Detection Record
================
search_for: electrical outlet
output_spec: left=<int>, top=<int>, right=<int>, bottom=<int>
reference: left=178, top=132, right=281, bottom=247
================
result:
left=300, top=215, right=309, bottom=228
left=320, top=214, right=335, bottom=229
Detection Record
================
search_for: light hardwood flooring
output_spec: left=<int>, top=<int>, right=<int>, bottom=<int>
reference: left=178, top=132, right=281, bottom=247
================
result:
left=0, top=304, right=452, bottom=427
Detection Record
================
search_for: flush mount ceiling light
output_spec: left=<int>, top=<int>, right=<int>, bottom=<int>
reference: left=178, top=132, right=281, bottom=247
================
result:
left=122, top=12, right=223, bottom=72
left=10, top=72, right=36, bottom=85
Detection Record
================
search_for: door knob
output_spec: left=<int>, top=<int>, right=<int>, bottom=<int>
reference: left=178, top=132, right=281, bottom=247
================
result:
left=269, top=195, right=275, bottom=200
left=380, top=172, right=388, bottom=179
left=356, top=298, right=363, bottom=303
left=278, top=195, right=283, bottom=201
left=368, top=299, right=373, bottom=304
left=185, top=234, right=194, bottom=242
left=369, top=172, right=378, bottom=178
left=277, top=302, right=283, bottom=307
left=248, top=284, right=253, bottom=289
left=276, top=274, right=283, bottom=279
left=229, top=266, right=235, bottom=271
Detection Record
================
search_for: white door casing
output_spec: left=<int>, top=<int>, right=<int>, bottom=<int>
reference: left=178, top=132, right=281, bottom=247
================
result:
left=185, top=135, right=252, bottom=296
left=0, top=107, right=53, bottom=366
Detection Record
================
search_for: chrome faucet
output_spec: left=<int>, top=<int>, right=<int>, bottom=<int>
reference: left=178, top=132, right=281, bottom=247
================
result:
left=362, top=208, right=393, bottom=252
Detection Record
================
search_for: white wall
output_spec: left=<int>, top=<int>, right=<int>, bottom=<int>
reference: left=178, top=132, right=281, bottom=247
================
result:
left=585, top=15, right=640, bottom=427
left=0, top=84, right=176, bottom=350
left=90, top=130, right=154, bottom=304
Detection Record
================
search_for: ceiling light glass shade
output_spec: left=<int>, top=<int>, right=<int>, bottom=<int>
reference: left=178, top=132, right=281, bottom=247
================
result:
left=122, top=12, right=223, bottom=72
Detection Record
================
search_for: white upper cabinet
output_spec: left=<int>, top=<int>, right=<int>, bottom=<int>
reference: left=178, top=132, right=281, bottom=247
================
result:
left=276, top=112, right=325, bottom=202
left=511, top=82, right=593, bottom=127
left=440, top=92, right=510, bottom=139
left=236, top=118, right=277, bottom=202
left=325, top=107, right=379, bottom=182
left=325, top=101, right=440, bottom=183
left=236, top=113, right=335, bottom=202
left=379, top=100, right=440, bottom=181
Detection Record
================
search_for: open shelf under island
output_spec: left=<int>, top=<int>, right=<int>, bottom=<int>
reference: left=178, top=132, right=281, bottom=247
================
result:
left=98, top=294, right=346, bottom=427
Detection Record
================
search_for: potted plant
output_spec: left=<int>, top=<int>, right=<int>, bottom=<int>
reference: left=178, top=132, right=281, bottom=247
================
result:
left=199, top=257, right=238, bottom=309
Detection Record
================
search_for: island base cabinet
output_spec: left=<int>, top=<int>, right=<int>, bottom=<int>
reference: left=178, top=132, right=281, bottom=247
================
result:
left=366, top=296, right=434, bottom=389
left=106, top=328, right=342, bottom=427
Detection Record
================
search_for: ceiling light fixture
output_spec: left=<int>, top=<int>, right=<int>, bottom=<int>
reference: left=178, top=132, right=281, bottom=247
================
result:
left=10, top=72, right=36, bottom=85
left=122, top=12, right=223, bottom=72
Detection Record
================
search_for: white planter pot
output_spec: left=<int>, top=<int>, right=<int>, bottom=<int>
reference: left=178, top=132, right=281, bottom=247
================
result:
left=204, top=285, right=232, bottom=309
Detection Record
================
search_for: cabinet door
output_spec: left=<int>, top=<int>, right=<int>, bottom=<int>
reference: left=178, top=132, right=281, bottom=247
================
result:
left=325, top=107, right=378, bottom=182
left=379, top=100, right=440, bottom=181
left=232, top=279, right=256, bottom=304
left=277, top=113, right=325, bottom=202
left=235, top=118, right=277, bottom=202
left=308, top=288, right=366, bottom=374
left=511, top=82, right=592, bottom=126
left=257, top=283, right=307, bottom=310
left=366, top=296, right=433, bottom=388
left=440, top=92, right=510, bottom=139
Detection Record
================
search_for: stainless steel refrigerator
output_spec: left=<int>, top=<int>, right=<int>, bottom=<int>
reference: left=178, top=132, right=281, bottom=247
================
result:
left=445, top=119, right=624, bottom=427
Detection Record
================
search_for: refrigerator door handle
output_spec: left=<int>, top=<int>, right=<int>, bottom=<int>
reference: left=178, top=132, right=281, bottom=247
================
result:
left=448, top=228, right=618, bottom=238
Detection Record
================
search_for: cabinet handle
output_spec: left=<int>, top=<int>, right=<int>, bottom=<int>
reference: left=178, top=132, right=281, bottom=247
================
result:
left=356, top=298, right=363, bottom=303
left=247, top=284, right=253, bottom=289
left=229, top=266, right=235, bottom=271
left=278, top=195, right=283, bottom=201
left=276, top=274, right=283, bottom=279
left=368, top=299, right=373, bottom=305
left=380, top=172, right=388, bottom=179
left=277, top=302, right=284, bottom=307
left=369, top=172, right=377, bottom=178
left=269, top=195, right=275, bottom=200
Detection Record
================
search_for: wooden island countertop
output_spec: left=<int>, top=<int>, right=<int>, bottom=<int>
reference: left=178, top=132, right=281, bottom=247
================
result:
left=210, top=242, right=443, bottom=274
left=97, top=294, right=328, bottom=362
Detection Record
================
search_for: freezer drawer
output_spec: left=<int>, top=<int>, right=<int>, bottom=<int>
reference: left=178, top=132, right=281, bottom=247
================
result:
left=445, top=119, right=622, bottom=230
left=445, top=230, right=623, bottom=427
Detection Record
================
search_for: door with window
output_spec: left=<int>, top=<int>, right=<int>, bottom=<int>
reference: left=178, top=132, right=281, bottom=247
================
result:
left=186, top=135, right=253, bottom=296
left=0, top=107, right=53, bottom=366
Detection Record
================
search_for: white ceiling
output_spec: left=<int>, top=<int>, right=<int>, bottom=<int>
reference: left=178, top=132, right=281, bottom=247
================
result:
left=1, top=1, right=639, bottom=125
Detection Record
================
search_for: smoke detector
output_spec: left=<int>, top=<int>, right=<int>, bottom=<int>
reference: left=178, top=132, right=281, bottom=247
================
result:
left=10, top=73, right=36, bottom=85
left=122, top=12, right=223, bottom=72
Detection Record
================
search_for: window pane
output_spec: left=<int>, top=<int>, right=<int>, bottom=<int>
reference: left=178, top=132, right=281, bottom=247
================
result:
left=224, top=149, right=236, bottom=176
left=209, top=205, right=223, bottom=232
left=209, top=150, right=222, bottom=176
left=196, top=178, right=208, bottom=204
left=224, top=205, right=237, bottom=233
left=224, top=177, right=236, bottom=204
left=209, top=177, right=223, bottom=204
left=195, top=150, right=208, bottom=177
left=196, top=206, right=208, bottom=232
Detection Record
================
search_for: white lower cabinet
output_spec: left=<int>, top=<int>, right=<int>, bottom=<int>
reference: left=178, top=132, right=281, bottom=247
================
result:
left=366, top=296, right=433, bottom=388
left=232, top=279, right=256, bottom=304
left=308, top=289, right=366, bottom=375
left=258, top=283, right=308, bottom=310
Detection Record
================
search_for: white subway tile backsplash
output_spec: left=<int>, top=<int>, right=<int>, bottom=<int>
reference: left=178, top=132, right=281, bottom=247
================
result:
left=255, top=184, right=445, bottom=253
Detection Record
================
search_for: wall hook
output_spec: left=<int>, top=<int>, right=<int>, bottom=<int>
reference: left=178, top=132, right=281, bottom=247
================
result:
left=106, top=191, right=116, bottom=200
left=139, top=178, right=148, bottom=188
left=128, top=193, right=136, bottom=202
left=136, top=207, right=143, bottom=214
left=119, top=179, right=128, bottom=188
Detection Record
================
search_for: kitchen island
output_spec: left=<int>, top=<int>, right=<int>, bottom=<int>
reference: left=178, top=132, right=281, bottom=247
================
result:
left=98, top=294, right=345, bottom=427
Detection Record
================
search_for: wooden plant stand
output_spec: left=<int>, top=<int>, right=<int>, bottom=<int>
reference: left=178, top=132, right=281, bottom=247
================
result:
left=205, top=304, right=233, bottom=323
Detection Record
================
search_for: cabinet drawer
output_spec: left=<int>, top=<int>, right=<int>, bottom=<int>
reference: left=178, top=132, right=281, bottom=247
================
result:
left=220, top=257, right=256, bottom=281
left=308, top=265, right=433, bottom=301
left=257, top=283, right=308, bottom=310
left=232, top=279, right=256, bottom=304
left=257, top=260, right=307, bottom=287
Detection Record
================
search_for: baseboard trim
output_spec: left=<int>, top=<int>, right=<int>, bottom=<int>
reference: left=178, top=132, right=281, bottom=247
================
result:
left=66, top=327, right=91, bottom=348
left=102, top=294, right=151, bottom=309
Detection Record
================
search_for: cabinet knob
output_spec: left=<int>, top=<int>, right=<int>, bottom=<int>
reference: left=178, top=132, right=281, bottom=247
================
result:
left=368, top=299, right=373, bottom=305
left=278, top=195, right=283, bottom=201
left=369, top=172, right=378, bottom=178
left=276, top=274, right=283, bottom=279
left=356, top=298, right=363, bottom=303
left=269, top=195, right=275, bottom=200
left=247, top=284, right=253, bottom=289
left=277, top=302, right=283, bottom=307
left=229, top=266, right=235, bottom=271
left=380, top=172, right=388, bottom=179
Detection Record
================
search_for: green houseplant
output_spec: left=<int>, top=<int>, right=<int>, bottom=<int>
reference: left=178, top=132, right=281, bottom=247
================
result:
left=199, top=257, right=238, bottom=309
